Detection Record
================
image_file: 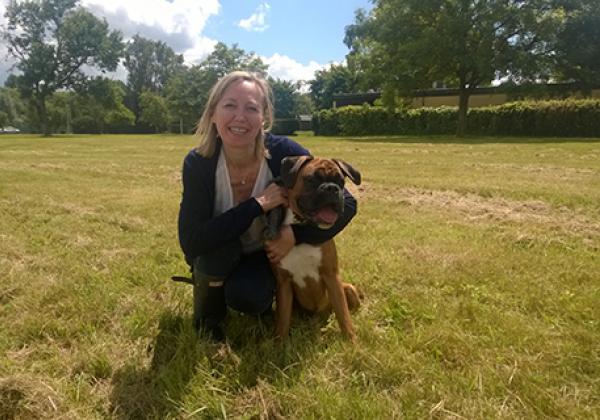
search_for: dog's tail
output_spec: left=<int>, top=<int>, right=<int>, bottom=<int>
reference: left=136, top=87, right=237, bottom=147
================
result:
left=171, top=276, right=194, bottom=285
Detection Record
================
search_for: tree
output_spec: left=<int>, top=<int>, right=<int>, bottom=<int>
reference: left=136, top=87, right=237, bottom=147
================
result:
left=295, top=93, right=314, bottom=116
left=72, top=77, right=134, bottom=133
left=0, top=87, right=26, bottom=128
left=139, top=91, right=169, bottom=133
left=197, top=42, right=268, bottom=108
left=199, top=42, right=268, bottom=81
left=2, top=0, right=123, bottom=135
left=345, top=0, right=558, bottom=135
left=93, top=79, right=135, bottom=132
left=123, top=35, right=184, bottom=123
left=164, top=66, right=210, bottom=134
left=309, top=64, right=360, bottom=110
left=269, top=78, right=315, bottom=118
left=269, top=78, right=301, bottom=118
left=553, top=0, right=600, bottom=86
left=45, top=91, right=71, bottom=133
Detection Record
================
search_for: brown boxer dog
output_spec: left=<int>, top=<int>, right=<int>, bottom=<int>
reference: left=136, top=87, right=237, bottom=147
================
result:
left=270, top=156, right=362, bottom=340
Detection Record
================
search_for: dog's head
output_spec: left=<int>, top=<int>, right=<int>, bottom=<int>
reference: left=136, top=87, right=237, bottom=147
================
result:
left=280, top=156, right=361, bottom=229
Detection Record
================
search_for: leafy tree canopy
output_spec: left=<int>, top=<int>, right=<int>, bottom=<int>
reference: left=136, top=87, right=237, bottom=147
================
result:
left=74, top=77, right=134, bottom=133
left=0, top=87, right=26, bottom=128
left=553, top=0, right=600, bottom=86
left=123, top=34, right=184, bottom=123
left=269, top=78, right=302, bottom=118
left=2, top=0, right=123, bottom=135
left=199, top=42, right=268, bottom=80
left=309, top=64, right=360, bottom=110
left=164, top=65, right=214, bottom=133
left=139, top=90, right=169, bottom=133
left=344, top=0, right=559, bottom=135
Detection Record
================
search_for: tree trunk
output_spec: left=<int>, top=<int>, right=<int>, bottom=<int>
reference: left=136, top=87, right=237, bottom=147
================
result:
left=457, top=87, right=470, bottom=137
left=179, top=117, right=183, bottom=135
left=35, top=97, right=51, bottom=137
left=66, top=104, right=72, bottom=134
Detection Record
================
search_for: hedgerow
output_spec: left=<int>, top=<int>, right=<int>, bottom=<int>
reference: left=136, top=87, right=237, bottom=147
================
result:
left=312, top=99, right=600, bottom=137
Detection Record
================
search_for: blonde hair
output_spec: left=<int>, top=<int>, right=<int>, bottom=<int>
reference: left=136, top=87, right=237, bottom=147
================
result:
left=195, top=71, right=274, bottom=158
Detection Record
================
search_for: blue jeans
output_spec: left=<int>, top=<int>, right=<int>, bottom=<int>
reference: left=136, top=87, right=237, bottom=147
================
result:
left=192, top=241, right=276, bottom=316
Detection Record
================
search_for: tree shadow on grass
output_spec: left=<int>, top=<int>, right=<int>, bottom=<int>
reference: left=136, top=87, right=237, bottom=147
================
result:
left=109, top=308, right=331, bottom=418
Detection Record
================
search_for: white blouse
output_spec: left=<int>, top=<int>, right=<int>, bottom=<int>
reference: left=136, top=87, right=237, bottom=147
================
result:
left=213, top=149, right=274, bottom=254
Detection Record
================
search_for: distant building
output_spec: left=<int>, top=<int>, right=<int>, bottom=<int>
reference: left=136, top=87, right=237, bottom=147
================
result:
left=298, top=114, right=312, bottom=131
left=332, top=83, right=600, bottom=109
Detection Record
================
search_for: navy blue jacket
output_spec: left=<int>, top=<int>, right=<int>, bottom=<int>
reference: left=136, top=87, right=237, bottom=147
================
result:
left=178, top=133, right=357, bottom=266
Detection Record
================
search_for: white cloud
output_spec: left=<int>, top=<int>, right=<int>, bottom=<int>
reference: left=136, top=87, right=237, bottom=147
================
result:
left=262, top=53, right=326, bottom=83
left=182, top=37, right=219, bottom=65
left=82, top=0, right=220, bottom=64
left=1, top=0, right=222, bottom=83
left=0, top=0, right=332, bottom=86
left=82, top=0, right=219, bottom=35
left=238, top=3, right=270, bottom=32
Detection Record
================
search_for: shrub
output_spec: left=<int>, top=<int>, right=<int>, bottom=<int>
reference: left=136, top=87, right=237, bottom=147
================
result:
left=313, top=99, right=600, bottom=137
left=312, top=109, right=340, bottom=136
left=271, top=118, right=300, bottom=135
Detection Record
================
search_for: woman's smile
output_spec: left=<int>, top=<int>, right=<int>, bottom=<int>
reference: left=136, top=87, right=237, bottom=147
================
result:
left=212, top=79, right=264, bottom=152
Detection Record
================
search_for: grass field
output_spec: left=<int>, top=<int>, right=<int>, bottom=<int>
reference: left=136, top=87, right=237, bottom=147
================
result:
left=0, top=133, right=599, bottom=419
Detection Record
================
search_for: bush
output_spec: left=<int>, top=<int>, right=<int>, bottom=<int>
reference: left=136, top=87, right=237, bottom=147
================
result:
left=313, top=99, right=600, bottom=137
left=312, top=109, right=340, bottom=136
left=469, top=99, right=600, bottom=137
left=271, top=118, right=300, bottom=135
left=72, top=115, right=100, bottom=133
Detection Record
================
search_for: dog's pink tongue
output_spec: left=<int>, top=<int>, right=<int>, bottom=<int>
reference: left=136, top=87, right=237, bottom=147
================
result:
left=315, top=206, right=338, bottom=224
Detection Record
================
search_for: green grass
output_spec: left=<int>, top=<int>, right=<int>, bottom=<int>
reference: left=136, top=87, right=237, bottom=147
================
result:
left=1, top=133, right=599, bottom=419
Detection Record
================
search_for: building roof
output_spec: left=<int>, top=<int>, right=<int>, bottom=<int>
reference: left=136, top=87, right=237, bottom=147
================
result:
left=332, top=82, right=600, bottom=107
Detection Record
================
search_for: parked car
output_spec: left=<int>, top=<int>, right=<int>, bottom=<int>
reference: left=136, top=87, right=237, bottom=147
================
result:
left=0, top=126, right=20, bottom=134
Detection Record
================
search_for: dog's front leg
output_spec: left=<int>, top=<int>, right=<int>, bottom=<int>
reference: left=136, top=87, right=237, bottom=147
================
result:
left=275, top=273, right=294, bottom=339
left=325, top=274, right=356, bottom=341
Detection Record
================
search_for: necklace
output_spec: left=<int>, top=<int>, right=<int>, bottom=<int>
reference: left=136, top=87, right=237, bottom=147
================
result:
left=228, top=159, right=258, bottom=187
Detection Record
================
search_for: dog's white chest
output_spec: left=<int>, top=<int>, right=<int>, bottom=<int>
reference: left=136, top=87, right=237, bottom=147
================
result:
left=279, top=244, right=322, bottom=288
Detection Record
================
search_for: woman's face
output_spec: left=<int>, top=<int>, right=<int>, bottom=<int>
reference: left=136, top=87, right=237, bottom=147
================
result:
left=212, top=80, right=265, bottom=154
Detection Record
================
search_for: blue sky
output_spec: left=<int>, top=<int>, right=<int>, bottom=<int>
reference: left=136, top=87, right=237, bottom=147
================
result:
left=205, top=0, right=372, bottom=65
left=0, top=0, right=373, bottom=84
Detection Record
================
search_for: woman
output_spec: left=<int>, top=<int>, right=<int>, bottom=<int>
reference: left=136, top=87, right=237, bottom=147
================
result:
left=178, top=71, right=357, bottom=341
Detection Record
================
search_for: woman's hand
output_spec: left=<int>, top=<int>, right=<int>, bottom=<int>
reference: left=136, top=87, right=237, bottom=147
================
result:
left=256, top=183, right=288, bottom=212
left=265, top=225, right=296, bottom=264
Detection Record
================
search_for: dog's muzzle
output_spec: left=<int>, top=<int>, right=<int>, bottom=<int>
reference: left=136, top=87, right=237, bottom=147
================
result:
left=297, top=184, right=344, bottom=227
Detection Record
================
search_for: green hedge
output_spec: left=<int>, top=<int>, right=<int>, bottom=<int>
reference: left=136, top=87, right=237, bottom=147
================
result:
left=271, top=118, right=300, bottom=135
left=313, top=99, right=600, bottom=137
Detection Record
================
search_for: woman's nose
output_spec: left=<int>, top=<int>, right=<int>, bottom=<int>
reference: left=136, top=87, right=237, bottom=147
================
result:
left=233, top=109, right=247, bottom=120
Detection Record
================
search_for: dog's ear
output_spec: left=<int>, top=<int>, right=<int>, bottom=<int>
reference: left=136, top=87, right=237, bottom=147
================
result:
left=333, top=159, right=361, bottom=185
left=281, top=155, right=313, bottom=188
